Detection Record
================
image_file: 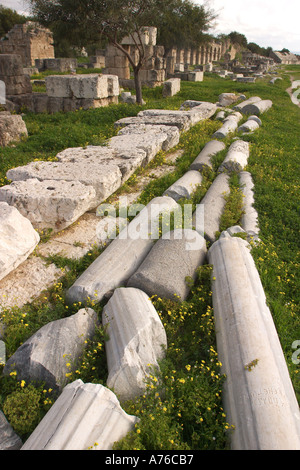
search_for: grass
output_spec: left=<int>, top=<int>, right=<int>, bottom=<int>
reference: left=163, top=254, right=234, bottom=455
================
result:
left=0, top=67, right=299, bottom=448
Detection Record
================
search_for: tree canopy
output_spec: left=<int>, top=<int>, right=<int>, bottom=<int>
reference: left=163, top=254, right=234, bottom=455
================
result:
left=28, top=0, right=216, bottom=103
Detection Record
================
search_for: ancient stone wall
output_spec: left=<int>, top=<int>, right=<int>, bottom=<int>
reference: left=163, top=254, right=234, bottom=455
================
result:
left=0, top=22, right=54, bottom=67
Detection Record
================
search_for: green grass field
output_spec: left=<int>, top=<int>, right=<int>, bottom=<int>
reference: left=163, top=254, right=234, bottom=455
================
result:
left=0, top=68, right=299, bottom=449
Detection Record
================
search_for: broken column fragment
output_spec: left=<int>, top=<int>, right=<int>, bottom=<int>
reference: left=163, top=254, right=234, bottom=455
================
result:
left=102, top=287, right=167, bottom=402
left=239, top=171, right=260, bottom=236
left=189, top=140, right=226, bottom=171
left=21, top=379, right=139, bottom=450
left=66, top=196, right=180, bottom=305
left=208, top=234, right=300, bottom=450
left=192, top=173, right=230, bottom=243
left=127, top=228, right=207, bottom=301
left=163, top=170, right=202, bottom=201
left=3, top=308, right=99, bottom=391
left=218, top=140, right=250, bottom=173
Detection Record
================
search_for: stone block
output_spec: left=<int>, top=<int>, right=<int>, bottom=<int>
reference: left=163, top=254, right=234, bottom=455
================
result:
left=239, top=171, right=260, bottom=236
left=162, top=78, right=181, bottom=97
left=45, top=74, right=119, bottom=99
left=0, top=74, right=32, bottom=95
left=163, top=170, right=202, bottom=201
left=0, top=178, right=96, bottom=232
left=188, top=71, right=203, bottom=81
left=190, top=140, right=226, bottom=171
left=127, top=228, right=207, bottom=301
left=55, top=144, right=146, bottom=183
left=6, top=158, right=123, bottom=209
left=218, top=140, right=249, bottom=173
left=21, top=379, right=139, bottom=450
left=3, top=309, right=99, bottom=391
left=0, top=112, right=28, bottom=147
left=0, top=54, right=23, bottom=76
left=218, top=93, right=239, bottom=107
left=208, top=234, right=300, bottom=450
left=66, top=197, right=180, bottom=304
left=117, top=123, right=180, bottom=153
left=0, top=202, right=40, bottom=282
left=192, top=172, right=230, bottom=242
left=102, top=287, right=167, bottom=401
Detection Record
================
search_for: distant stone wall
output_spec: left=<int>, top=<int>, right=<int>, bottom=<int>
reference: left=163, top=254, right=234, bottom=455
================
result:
left=0, top=22, right=54, bottom=67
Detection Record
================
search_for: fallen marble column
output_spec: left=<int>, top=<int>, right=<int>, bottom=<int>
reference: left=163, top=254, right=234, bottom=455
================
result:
left=102, top=287, right=167, bottom=401
left=66, top=196, right=179, bottom=304
left=189, top=140, right=226, bottom=171
left=233, top=96, right=262, bottom=112
left=3, top=308, right=99, bottom=391
left=218, top=140, right=249, bottom=173
left=163, top=170, right=202, bottom=201
left=239, top=171, right=260, bottom=236
left=21, top=379, right=139, bottom=450
left=0, top=178, right=96, bottom=232
left=212, top=112, right=242, bottom=139
left=0, top=202, right=40, bottom=282
left=192, top=173, right=230, bottom=243
left=240, top=99, right=273, bottom=116
left=208, top=234, right=300, bottom=450
left=238, top=116, right=261, bottom=133
left=127, top=228, right=207, bottom=301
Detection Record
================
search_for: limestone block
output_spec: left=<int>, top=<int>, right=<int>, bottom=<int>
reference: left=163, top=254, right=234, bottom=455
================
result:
left=218, top=140, right=249, bottom=173
left=127, top=229, right=207, bottom=301
left=0, top=113, right=28, bottom=147
left=163, top=170, right=202, bottom=201
left=192, top=172, right=230, bottom=242
left=190, top=140, right=226, bottom=171
left=3, top=309, right=99, bottom=391
left=55, top=144, right=146, bottom=183
left=0, top=178, right=96, bottom=232
left=108, top=132, right=168, bottom=164
left=66, top=197, right=180, bottom=304
left=6, top=159, right=122, bottom=209
left=233, top=96, right=262, bottom=112
left=0, top=54, right=23, bottom=76
left=239, top=171, right=259, bottom=236
left=218, top=93, right=239, bottom=107
left=163, top=78, right=181, bottom=97
left=0, top=74, right=32, bottom=95
left=208, top=235, right=300, bottom=450
left=138, top=109, right=192, bottom=131
left=21, top=379, right=139, bottom=450
left=46, top=74, right=119, bottom=99
left=0, top=410, right=22, bottom=450
left=188, top=71, right=203, bottom=82
left=102, top=287, right=167, bottom=401
left=236, top=76, right=256, bottom=83
left=114, top=114, right=188, bottom=132
left=0, top=202, right=40, bottom=282
left=241, top=99, right=273, bottom=116
left=0, top=256, right=62, bottom=310
left=116, top=123, right=180, bottom=153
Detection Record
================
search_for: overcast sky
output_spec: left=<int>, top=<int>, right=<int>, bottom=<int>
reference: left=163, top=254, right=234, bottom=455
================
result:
left=2, top=0, right=300, bottom=53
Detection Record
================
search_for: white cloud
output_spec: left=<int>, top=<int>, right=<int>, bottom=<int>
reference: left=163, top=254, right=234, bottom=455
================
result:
left=205, top=0, right=300, bottom=52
